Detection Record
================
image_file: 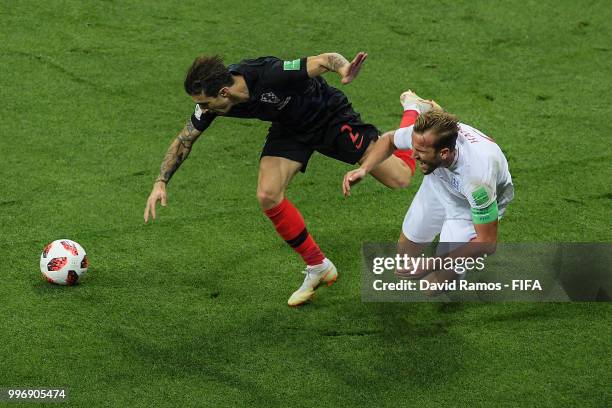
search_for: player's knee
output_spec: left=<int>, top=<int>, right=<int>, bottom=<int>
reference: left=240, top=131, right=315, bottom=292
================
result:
left=388, top=171, right=412, bottom=190
left=395, top=172, right=412, bottom=189
left=256, top=188, right=284, bottom=210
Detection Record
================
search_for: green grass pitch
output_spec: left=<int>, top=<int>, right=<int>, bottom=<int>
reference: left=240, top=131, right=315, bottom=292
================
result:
left=1, top=1, right=611, bottom=406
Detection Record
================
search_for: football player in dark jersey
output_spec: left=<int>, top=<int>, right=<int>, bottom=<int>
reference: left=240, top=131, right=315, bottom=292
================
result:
left=144, top=52, right=424, bottom=306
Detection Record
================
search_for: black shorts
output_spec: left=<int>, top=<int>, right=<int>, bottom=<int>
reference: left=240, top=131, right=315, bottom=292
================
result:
left=260, top=104, right=379, bottom=172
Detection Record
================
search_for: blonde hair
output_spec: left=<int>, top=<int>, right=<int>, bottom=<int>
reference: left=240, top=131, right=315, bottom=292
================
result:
left=413, top=110, right=459, bottom=151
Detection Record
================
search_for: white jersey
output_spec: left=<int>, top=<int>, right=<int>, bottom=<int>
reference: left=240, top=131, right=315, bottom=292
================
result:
left=394, top=122, right=514, bottom=214
left=395, top=121, right=514, bottom=244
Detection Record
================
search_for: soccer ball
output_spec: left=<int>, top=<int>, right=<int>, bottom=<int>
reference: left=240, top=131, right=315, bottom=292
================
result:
left=40, top=239, right=89, bottom=285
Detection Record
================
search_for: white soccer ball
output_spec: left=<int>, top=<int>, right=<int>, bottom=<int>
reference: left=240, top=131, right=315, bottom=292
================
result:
left=40, top=239, right=89, bottom=285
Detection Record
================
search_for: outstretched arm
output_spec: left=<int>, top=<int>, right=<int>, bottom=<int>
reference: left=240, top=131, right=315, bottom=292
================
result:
left=144, top=119, right=203, bottom=223
left=306, top=52, right=368, bottom=84
left=156, top=120, right=202, bottom=184
left=342, top=130, right=397, bottom=196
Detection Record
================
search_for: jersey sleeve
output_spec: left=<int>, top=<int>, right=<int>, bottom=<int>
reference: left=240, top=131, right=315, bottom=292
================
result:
left=393, top=126, right=414, bottom=150
left=190, top=104, right=217, bottom=131
left=465, top=182, right=498, bottom=224
left=263, top=57, right=309, bottom=88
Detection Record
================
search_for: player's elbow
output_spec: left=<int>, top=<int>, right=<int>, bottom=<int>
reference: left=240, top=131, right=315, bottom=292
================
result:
left=483, top=242, right=497, bottom=255
left=306, top=55, right=329, bottom=77
left=473, top=240, right=497, bottom=256
left=472, top=220, right=498, bottom=255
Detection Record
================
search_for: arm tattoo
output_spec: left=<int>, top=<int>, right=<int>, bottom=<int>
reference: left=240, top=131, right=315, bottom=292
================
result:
left=177, top=120, right=199, bottom=144
left=326, top=53, right=349, bottom=72
left=156, top=120, right=202, bottom=184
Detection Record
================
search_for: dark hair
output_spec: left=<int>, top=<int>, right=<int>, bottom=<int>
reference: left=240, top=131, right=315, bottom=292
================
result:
left=413, top=110, right=459, bottom=151
left=184, top=55, right=234, bottom=96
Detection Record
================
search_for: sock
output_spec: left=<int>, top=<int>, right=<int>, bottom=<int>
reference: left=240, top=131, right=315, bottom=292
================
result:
left=393, top=107, right=420, bottom=174
left=264, top=198, right=325, bottom=266
left=399, top=109, right=420, bottom=128
left=307, top=258, right=330, bottom=273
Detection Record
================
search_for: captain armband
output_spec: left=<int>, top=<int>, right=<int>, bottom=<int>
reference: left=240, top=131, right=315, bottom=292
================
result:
left=471, top=201, right=499, bottom=224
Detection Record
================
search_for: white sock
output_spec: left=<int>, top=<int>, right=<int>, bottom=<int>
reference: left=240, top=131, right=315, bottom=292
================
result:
left=403, top=102, right=421, bottom=113
left=307, top=258, right=330, bottom=273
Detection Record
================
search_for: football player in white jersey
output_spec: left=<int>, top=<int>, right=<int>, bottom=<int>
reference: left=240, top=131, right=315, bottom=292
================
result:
left=343, top=91, right=514, bottom=282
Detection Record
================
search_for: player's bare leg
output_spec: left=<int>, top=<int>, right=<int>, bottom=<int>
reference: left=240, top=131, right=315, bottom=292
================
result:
left=257, top=156, right=301, bottom=210
left=361, top=143, right=413, bottom=189
left=363, top=90, right=442, bottom=190
left=258, top=156, right=337, bottom=307
left=397, top=232, right=429, bottom=256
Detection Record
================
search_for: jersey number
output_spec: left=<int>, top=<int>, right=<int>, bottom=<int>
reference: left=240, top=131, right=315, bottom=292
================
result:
left=341, top=124, right=364, bottom=149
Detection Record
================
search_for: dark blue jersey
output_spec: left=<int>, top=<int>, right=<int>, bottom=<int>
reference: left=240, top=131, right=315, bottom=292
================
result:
left=190, top=56, right=350, bottom=134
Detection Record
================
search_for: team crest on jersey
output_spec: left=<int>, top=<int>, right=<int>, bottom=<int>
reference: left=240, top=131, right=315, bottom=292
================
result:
left=451, top=177, right=461, bottom=192
left=260, top=92, right=281, bottom=104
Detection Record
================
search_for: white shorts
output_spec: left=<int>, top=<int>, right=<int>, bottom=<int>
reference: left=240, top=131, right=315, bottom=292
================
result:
left=402, top=174, right=505, bottom=244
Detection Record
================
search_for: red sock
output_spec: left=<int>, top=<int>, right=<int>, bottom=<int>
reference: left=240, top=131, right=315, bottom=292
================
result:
left=264, top=198, right=325, bottom=266
left=399, top=109, right=419, bottom=128
left=393, top=109, right=419, bottom=174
